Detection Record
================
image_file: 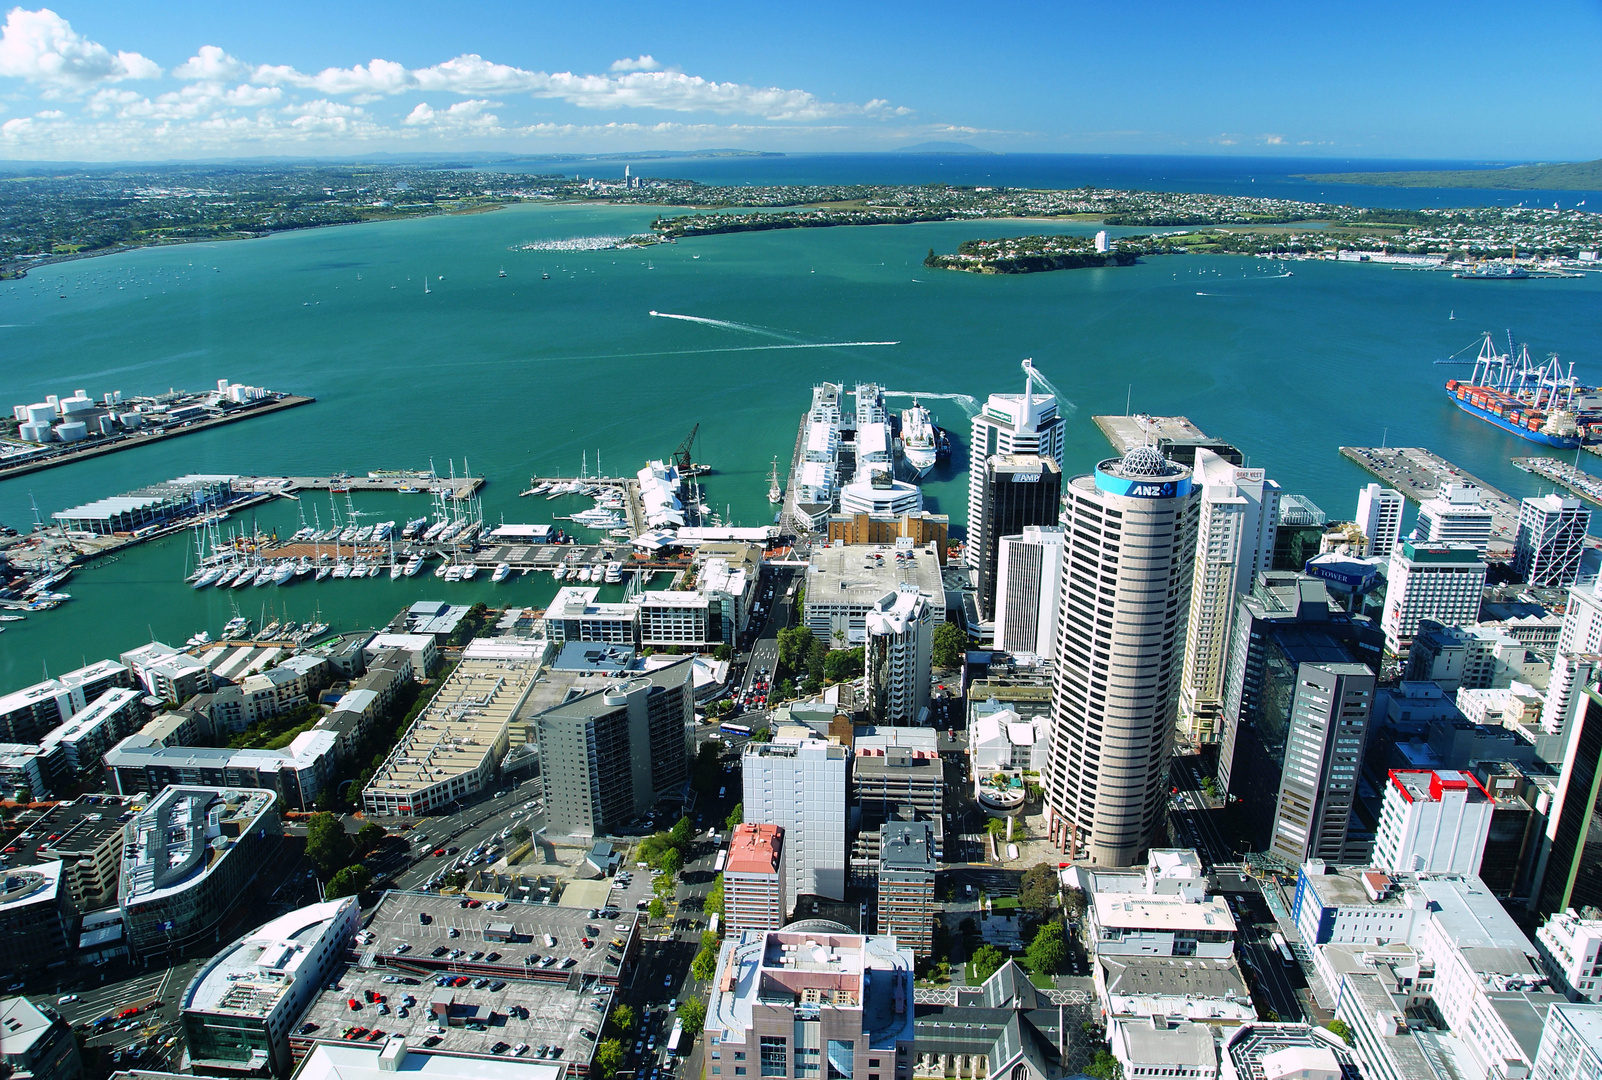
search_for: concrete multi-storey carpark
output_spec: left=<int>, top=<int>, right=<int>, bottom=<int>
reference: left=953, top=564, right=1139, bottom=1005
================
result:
left=118, top=786, right=282, bottom=958
left=803, top=541, right=945, bottom=647
left=362, top=657, right=541, bottom=817
left=33, top=794, right=145, bottom=913
left=1044, top=447, right=1198, bottom=866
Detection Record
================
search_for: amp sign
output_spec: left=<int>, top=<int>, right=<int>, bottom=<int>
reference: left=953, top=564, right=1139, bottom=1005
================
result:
left=1010, top=473, right=1042, bottom=483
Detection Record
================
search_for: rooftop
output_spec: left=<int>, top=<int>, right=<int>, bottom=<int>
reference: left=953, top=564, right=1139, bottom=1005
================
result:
left=0, top=996, right=59, bottom=1055
left=183, top=899, right=357, bottom=1018
left=879, top=821, right=935, bottom=872
left=119, top=786, right=277, bottom=904
left=1387, top=769, right=1489, bottom=804
left=1093, top=893, right=1236, bottom=932
left=0, top=861, right=61, bottom=913
left=1098, top=956, right=1255, bottom=1021
left=725, top=824, right=782, bottom=876
left=296, top=1036, right=567, bottom=1080
left=805, top=543, right=945, bottom=611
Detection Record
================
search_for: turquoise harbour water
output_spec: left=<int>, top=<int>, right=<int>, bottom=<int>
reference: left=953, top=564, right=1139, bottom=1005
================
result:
left=2, top=196, right=1600, bottom=692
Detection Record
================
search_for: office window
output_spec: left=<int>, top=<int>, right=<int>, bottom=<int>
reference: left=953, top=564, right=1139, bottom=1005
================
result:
left=761, top=1037, right=788, bottom=1078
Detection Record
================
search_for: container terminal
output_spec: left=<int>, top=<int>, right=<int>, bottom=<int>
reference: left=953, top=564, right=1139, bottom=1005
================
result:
left=0, top=379, right=312, bottom=481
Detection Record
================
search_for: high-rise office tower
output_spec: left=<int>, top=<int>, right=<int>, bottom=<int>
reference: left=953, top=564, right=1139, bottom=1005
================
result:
left=1536, top=685, right=1602, bottom=919
left=1177, top=449, right=1280, bottom=745
left=1381, top=541, right=1487, bottom=655
left=1354, top=483, right=1405, bottom=558
left=1272, top=494, right=1328, bottom=571
left=1044, top=446, right=1198, bottom=866
left=1414, top=482, right=1494, bottom=557
left=972, top=454, right=1063, bottom=621
left=742, top=732, right=848, bottom=911
left=864, top=585, right=934, bottom=725
left=1513, top=494, right=1589, bottom=587
left=994, top=525, right=1065, bottom=657
left=966, top=372, right=1065, bottom=577
left=1268, top=662, right=1376, bottom=864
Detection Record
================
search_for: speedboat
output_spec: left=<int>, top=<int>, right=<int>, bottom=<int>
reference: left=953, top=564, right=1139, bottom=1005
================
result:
left=492, top=562, right=511, bottom=582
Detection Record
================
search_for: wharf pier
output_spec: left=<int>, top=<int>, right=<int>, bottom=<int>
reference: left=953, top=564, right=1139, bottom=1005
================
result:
left=1339, top=446, right=1521, bottom=553
left=1093, top=414, right=1210, bottom=454
left=233, top=471, right=482, bottom=499
left=517, top=475, right=643, bottom=537
left=780, top=412, right=809, bottom=534
left=0, top=395, right=315, bottom=482
left=1512, top=457, right=1602, bottom=509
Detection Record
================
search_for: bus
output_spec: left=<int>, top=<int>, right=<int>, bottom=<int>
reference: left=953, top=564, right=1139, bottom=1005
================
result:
left=665, top=1019, right=684, bottom=1056
left=713, top=850, right=728, bottom=873
left=1270, top=932, right=1295, bottom=965
left=708, top=913, right=720, bottom=935
left=720, top=722, right=754, bottom=737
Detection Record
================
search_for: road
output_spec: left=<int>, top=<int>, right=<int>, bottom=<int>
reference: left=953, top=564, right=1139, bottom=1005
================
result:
left=387, top=776, right=549, bottom=892
left=54, top=960, right=203, bottom=1072
left=1167, top=759, right=1307, bottom=1022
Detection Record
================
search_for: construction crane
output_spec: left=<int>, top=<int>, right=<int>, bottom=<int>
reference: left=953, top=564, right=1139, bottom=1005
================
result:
left=672, top=423, right=701, bottom=474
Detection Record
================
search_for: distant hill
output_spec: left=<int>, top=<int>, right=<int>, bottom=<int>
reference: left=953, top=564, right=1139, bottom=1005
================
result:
left=1300, top=158, right=1602, bottom=191
left=896, top=141, right=996, bottom=155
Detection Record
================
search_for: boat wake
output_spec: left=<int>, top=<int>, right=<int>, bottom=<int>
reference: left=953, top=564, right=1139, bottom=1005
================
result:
left=883, top=391, right=981, bottom=417
left=1021, top=359, right=1078, bottom=415
left=649, top=310, right=791, bottom=339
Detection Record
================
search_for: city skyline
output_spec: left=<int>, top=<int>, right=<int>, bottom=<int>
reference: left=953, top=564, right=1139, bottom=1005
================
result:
left=0, top=1, right=1598, bottom=161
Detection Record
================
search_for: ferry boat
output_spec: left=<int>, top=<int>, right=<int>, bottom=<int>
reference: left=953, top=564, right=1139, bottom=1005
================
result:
left=1444, top=332, right=1596, bottom=449
left=492, top=562, right=511, bottom=583
left=899, top=404, right=938, bottom=478
left=767, top=457, right=784, bottom=504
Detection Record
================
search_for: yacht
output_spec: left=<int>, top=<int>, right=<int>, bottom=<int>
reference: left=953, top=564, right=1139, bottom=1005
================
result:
left=351, top=560, right=370, bottom=577
left=552, top=565, right=568, bottom=581
left=460, top=562, right=479, bottom=580
left=192, top=565, right=227, bottom=589
left=259, top=621, right=281, bottom=640
left=604, top=562, right=623, bottom=583
left=222, top=616, right=250, bottom=638
left=271, top=561, right=295, bottom=586
left=314, top=564, right=333, bottom=582
left=306, top=621, right=329, bottom=639
left=444, top=564, right=465, bottom=582
left=296, top=556, right=315, bottom=577
left=403, top=554, right=423, bottom=577
left=571, top=508, right=623, bottom=529
left=390, top=561, right=404, bottom=580
left=231, top=565, right=257, bottom=588
left=253, top=565, right=276, bottom=587
left=434, top=561, right=451, bottom=578
left=332, top=561, right=353, bottom=579
left=185, top=630, right=211, bottom=647
left=492, top=562, right=511, bottom=583
left=402, top=517, right=429, bottom=540
left=366, top=564, right=381, bottom=578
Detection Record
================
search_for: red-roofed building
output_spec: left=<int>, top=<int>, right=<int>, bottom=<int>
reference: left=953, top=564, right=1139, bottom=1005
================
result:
left=1373, top=769, right=1493, bottom=876
left=725, top=824, right=785, bottom=933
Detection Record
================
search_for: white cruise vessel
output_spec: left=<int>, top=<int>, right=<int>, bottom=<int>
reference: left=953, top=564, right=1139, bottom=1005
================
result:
left=900, top=403, right=938, bottom=478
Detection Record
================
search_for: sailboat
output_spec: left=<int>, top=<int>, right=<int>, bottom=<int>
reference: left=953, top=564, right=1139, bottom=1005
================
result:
left=767, top=457, right=783, bottom=504
left=424, top=275, right=431, bottom=295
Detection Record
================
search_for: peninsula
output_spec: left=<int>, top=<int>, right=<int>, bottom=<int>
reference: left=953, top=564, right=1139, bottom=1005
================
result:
left=1300, top=157, right=1602, bottom=191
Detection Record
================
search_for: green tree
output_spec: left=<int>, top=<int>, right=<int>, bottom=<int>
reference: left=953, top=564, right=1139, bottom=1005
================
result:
left=985, top=816, right=1009, bottom=837
left=608, top=1004, right=635, bottom=1035
left=648, top=897, right=666, bottom=919
left=677, top=996, right=707, bottom=1039
left=305, top=812, right=353, bottom=875
left=670, top=816, right=693, bottom=847
left=660, top=848, right=684, bottom=878
left=823, top=647, right=864, bottom=684
left=969, top=945, right=1006, bottom=983
left=354, top=822, right=387, bottom=857
left=1062, top=886, right=1089, bottom=923
left=1085, top=1050, right=1123, bottom=1080
left=1018, top=863, right=1059, bottom=916
left=705, top=874, right=725, bottom=917
left=725, top=804, right=743, bottom=832
left=692, top=946, right=718, bottom=981
left=700, top=930, right=719, bottom=951
left=1325, top=1020, right=1352, bottom=1045
left=714, top=644, right=733, bottom=662
left=932, top=621, right=967, bottom=669
left=1025, top=919, right=1067, bottom=977
left=326, top=863, right=373, bottom=899
left=510, top=823, right=532, bottom=847
left=593, top=1038, right=625, bottom=1080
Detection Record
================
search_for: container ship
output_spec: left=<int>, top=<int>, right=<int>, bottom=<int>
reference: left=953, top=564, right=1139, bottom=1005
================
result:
left=1444, top=332, right=1599, bottom=449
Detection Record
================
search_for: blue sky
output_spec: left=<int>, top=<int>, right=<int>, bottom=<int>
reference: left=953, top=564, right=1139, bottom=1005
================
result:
left=1, top=0, right=1598, bottom=162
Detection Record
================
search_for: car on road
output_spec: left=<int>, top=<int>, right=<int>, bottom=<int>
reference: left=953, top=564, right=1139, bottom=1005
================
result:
left=57, top=995, right=78, bottom=1004
left=664, top=974, right=674, bottom=987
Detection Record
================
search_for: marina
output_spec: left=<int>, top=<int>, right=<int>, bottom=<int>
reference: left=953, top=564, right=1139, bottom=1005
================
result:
left=1339, top=445, right=1522, bottom=553
left=1511, top=456, right=1602, bottom=509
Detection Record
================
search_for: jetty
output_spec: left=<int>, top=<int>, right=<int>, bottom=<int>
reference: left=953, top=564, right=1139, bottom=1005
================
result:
left=232, top=470, right=482, bottom=499
left=1094, top=414, right=1211, bottom=454
left=517, top=475, right=645, bottom=538
left=1339, top=446, right=1521, bottom=552
left=1512, top=457, right=1602, bottom=509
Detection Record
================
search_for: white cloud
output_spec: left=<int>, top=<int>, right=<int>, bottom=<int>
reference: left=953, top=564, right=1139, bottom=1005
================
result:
left=610, top=55, right=662, bottom=73
left=405, top=98, right=501, bottom=134
left=174, top=45, right=248, bottom=82
left=0, top=8, right=160, bottom=91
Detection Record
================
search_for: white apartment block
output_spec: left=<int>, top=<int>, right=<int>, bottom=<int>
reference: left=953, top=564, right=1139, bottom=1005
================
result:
left=635, top=590, right=721, bottom=648
left=1414, top=483, right=1494, bottom=557
left=1514, top=494, right=1590, bottom=587
left=864, top=585, right=933, bottom=725
left=1355, top=483, right=1405, bottom=559
left=966, top=372, right=1065, bottom=574
left=1530, top=1003, right=1602, bottom=1080
left=994, top=525, right=1065, bottom=658
left=1381, top=541, right=1487, bottom=655
left=1543, top=579, right=1602, bottom=735
left=742, top=732, right=847, bottom=912
left=1179, top=450, right=1280, bottom=745
left=1372, top=769, right=1494, bottom=876
left=1535, top=910, right=1602, bottom=1003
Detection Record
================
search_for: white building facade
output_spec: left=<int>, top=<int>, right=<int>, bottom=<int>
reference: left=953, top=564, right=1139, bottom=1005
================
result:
left=865, top=586, right=934, bottom=725
left=1381, top=541, right=1487, bottom=655
left=1413, top=483, right=1494, bottom=557
left=1355, top=483, right=1405, bottom=559
left=994, top=525, right=1065, bottom=658
left=965, top=372, right=1065, bottom=575
left=741, top=733, right=848, bottom=911
left=1372, top=769, right=1494, bottom=876
left=1514, top=494, right=1590, bottom=588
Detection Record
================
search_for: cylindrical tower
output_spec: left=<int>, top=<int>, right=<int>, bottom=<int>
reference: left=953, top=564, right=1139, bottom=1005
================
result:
left=1045, top=446, right=1198, bottom=866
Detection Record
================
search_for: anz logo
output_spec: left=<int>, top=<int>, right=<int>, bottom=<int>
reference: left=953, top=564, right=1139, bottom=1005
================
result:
left=1130, top=482, right=1175, bottom=498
